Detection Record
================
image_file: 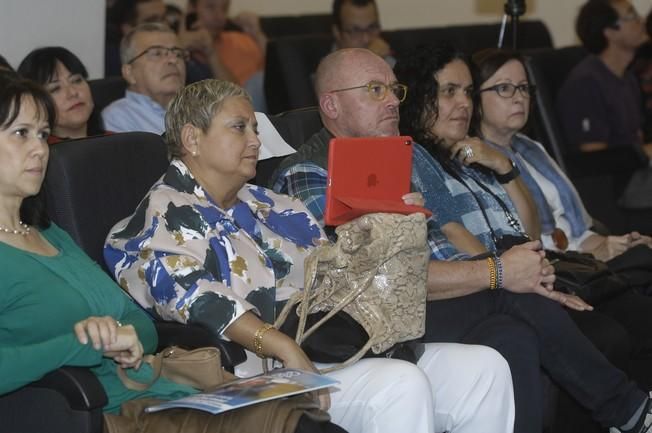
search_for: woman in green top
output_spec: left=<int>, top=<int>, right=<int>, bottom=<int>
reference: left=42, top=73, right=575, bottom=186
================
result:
left=0, top=74, right=340, bottom=433
left=0, top=72, right=197, bottom=413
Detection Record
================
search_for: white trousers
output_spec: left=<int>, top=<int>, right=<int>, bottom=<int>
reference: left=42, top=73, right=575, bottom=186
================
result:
left=236, top=343, right=515, bottom=433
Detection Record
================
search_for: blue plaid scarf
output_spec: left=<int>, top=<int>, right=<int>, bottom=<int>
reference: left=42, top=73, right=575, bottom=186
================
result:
left=487, top=134, right=592, bottom=238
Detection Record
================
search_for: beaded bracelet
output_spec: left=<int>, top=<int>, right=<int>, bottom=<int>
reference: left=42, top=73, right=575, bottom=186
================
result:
left=487, top=257, right=498, bottom=290
left=494, top=256, right=504, bottom=290
left=254, top=323, right=274, bottom=358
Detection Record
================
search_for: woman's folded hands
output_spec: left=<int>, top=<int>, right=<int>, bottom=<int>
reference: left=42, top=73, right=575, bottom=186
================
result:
left=74, top=316, right=144, bottom=369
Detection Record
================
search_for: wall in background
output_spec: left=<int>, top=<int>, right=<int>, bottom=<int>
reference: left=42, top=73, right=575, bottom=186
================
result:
left=224, top=0, right=651, bottom=48
left=1, top=0, right=105, bottom=78
left=1, top=0, right=650, bottom=79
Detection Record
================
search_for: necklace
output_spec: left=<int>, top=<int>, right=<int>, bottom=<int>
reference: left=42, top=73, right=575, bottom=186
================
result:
left=0, top=221, right=31, bottom=236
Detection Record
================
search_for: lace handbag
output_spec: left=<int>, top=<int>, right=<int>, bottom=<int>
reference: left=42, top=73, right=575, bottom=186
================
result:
left=275, top=212, right=430, bottom=373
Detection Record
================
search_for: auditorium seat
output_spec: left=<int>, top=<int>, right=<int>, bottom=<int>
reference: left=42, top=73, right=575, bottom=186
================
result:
left=264, top=20, right=554, bottom=114
left=43, top=132, right=247, bottom=367
left=264, top=34, right=332, bottom=114
left=260, top=14, right=331, bottom=39
left=255, top=107, right=323, bottom=187
left=88, top=76, right=127, bottom=114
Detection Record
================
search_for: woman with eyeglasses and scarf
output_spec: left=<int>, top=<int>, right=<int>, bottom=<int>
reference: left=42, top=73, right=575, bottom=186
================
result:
left=395, top=41, right=652, bottom=433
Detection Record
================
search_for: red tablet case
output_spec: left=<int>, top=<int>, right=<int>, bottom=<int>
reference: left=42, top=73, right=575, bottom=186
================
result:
left=324, top=136, right=432, bottom=226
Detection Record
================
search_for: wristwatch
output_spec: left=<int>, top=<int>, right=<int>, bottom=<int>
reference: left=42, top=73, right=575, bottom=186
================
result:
left=495, top=160, right=520, bottom=184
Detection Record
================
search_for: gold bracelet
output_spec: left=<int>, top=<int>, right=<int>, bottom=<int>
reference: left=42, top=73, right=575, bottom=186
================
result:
left=254, top=323, right=274, bottom=358
left=487, top=257, right=498, bottom=290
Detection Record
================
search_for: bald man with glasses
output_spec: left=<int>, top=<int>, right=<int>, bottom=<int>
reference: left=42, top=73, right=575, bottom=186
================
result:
left=271, top=47, right=652, bottom=433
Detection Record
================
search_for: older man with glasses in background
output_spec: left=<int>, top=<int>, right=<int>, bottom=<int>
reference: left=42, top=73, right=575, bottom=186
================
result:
left=102, top=22, right=187, bottom=134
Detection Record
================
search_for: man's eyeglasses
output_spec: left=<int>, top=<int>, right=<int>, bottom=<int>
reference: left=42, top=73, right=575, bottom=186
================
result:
left=127, top=45, right=189, bottom=64
left=478, top=83, right=536, bottom=98
left=341, top=22, right=381, bottom=37
left=329, top=81, right=408, bottom=102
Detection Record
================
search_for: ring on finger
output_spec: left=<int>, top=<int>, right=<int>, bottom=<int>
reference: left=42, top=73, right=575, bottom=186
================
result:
left=464, top=146, right=474, bottom=160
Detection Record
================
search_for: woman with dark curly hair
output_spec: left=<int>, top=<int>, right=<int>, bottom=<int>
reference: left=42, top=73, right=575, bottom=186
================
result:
left=394, top=41, right=652, bottom=433
left=396, top=42, right=540, bottom=250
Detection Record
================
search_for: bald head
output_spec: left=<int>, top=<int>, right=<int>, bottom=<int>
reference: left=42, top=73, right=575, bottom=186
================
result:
left=315, top=48, right=389, bottom=96
left=315, top=48, right=400, bottom=138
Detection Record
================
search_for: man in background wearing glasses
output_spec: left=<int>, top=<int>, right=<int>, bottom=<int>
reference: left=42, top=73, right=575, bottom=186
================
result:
left=332, top=0, right=395, bottom=67
left=102, top=22, right=187, bottom=134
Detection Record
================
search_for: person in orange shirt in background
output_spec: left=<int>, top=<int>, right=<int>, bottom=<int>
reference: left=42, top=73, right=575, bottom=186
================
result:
left=187, top=0, right=268, bottom=110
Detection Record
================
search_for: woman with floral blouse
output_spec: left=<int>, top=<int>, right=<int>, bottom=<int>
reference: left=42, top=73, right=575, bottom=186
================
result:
left=104, top=78, right=516, bottom=433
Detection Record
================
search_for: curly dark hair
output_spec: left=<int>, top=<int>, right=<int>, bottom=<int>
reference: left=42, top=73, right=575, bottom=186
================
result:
left=0, top=75, right=55, bottom=229
left=576, top=0, right=619, bottom=54
left=394, top=41, right=471, bottom=156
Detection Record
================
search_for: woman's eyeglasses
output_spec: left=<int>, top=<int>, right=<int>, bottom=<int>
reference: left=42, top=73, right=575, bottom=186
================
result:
left=328, top=81, right=408, bottom=102
left=478, top=83, right=536, bottom=98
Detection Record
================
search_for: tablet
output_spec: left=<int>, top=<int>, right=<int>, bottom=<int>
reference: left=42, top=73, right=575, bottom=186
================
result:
left=324, top=136, right=432, bottom=226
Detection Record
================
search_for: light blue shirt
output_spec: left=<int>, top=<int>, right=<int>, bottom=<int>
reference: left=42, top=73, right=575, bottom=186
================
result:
left=102, top=90, right=167, bottom=134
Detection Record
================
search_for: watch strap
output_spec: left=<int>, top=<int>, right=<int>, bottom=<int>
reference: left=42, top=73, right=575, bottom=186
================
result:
left=495, top=160, right=520, bottom=184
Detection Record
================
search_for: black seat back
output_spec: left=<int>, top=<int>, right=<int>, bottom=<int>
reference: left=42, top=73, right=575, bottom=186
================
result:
left=387, top=20, right=553, bottom=56
left=264, top=34, right=333, bottom=114
left=88, top=76, right=127, bottom=114
left=264, top=20, right=553, bottom=115
left=255, top=107, right=323, bottom=187
left=524, top=46, right=588, bottom=172
left=44, top=132, right=168, bottom=270
left=260, top=14, right=332, bottom=39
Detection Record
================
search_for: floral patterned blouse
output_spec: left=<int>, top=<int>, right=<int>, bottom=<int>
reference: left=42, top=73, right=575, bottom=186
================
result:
left=104, top=160, right=326, bottom=337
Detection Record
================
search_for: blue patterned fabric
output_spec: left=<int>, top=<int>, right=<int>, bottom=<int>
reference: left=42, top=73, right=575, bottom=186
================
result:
left=411, top=142, right=523, bottom=253
left=271, top=162, right=329, bottom=227
left=105, top=159, right=326, bottom=336
left=488, top=134, right=592, bottom=238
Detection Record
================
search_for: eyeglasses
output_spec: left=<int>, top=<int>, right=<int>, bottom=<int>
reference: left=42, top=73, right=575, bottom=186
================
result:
left=341, top=22, right=381, bottom=37
left=617, top=8, right=641, bottom=24
left=127, top=45, right=189, bottom=64
left=329, top=81, right=408, bottom=102
left=478, top=83, right=536, bottom=98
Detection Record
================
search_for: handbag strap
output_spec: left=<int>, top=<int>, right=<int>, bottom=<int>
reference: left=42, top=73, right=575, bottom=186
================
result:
left=116, top=352, right=164, bottom=391
left=274, top=240, right=383, bottom=374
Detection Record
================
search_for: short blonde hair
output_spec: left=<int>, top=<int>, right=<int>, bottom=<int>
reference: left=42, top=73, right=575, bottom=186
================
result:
left=165, top=79, right=251, bottom=159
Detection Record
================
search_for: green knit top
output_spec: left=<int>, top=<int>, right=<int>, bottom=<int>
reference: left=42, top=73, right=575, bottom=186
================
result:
left=0, top=224, right=196, bottom=413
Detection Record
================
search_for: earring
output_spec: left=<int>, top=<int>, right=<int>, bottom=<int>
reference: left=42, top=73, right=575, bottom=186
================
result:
left=192, top=151, right=197, bottom=156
